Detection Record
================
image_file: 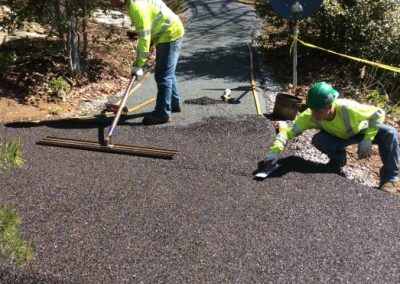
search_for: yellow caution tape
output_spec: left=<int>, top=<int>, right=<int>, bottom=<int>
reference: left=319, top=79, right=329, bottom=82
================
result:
left=294, top=36, right=400, bottom=74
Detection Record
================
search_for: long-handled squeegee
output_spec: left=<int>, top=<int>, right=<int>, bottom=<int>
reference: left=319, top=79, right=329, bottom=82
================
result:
left=37, top=74, right=178, bottom=159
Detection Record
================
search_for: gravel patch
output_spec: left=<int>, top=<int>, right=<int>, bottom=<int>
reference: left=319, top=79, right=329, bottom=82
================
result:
left=184, top=97, right=225, bottom=105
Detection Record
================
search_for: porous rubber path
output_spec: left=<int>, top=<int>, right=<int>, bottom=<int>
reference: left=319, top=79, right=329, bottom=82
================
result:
left=1, top=116, right=400, bottom=283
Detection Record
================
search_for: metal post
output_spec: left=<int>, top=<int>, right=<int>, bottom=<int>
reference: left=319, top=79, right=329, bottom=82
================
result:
left=291, top=0, right=303, bottom=90
left=293, top=21, right=298, bottom=89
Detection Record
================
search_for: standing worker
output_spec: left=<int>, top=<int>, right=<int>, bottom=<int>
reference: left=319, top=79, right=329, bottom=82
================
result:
left=110, top=0, right=185, bottom=125
left=259, top=82, right=400, bottom=194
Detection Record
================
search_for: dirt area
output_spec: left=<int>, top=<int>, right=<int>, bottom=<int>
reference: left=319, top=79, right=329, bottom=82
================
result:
left=0, top=20, right=140, bottom=123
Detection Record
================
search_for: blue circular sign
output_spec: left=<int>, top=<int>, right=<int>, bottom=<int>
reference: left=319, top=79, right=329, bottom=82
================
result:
left=270, top=0, right=323, bottom=19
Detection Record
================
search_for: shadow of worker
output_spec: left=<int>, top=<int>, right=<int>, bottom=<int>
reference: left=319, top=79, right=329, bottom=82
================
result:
left=263, top=156, right=346, bottom=179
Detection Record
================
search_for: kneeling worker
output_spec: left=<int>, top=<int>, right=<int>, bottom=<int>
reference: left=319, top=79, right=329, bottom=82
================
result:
left=259, top=82, right=400, bottom=194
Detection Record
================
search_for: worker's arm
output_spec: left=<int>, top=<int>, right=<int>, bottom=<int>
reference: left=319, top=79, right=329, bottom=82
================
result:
left=353, top=105, right=385, bottom=158
left=259, top=110, right=317, bottom=169
left=269, top=109, right=317, bottom=154
left=127, top=2, right=152, bottom=68
left=362, top=107, right=385, bottom=141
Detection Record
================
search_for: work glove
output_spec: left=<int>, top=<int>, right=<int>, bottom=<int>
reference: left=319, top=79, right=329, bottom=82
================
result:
left=258, top=152, right=279, bottom=170
left=131, top=66, right=144, bottom=79
left=358, top=139, right=373, bottom=159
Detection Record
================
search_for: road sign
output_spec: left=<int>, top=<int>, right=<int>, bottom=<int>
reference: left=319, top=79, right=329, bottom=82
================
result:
left=270, top=0, right=323, bottom=20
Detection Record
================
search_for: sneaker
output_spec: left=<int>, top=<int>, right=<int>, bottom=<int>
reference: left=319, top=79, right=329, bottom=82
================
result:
left=379, top=181, right=400, bottom=194
left=172, top=105, right=181, bottom=113
left=142, top=115, right=171, bottom=125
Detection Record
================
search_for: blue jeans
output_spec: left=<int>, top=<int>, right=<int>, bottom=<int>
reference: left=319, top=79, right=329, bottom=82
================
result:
left=153, top=37, right=183, bottom=119
left=311, top=124, right=399, bottom=183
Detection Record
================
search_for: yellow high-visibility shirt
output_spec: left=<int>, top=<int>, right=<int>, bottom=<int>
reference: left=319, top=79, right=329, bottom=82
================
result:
left=269, top=99, right=385, bottom=154
left=126, top=0, right=185, bottom=67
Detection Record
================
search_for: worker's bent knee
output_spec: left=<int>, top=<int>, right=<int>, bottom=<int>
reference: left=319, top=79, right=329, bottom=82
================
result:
left=311, top=132, right=330, bottom=151
left=378, top=125, right=398, bottom=142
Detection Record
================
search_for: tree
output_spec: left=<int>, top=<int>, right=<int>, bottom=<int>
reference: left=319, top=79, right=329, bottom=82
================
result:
left=0, top=0, right=107, bottom=75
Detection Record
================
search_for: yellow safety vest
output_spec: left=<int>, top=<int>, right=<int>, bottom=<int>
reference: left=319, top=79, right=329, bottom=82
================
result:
left=126, top=0, right=185, bottom=67
left=270, top=99, right=385, bottom=154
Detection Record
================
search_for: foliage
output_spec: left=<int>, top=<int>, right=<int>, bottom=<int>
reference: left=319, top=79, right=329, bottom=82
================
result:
left=256, top=0, right=400, bottom=103
left=0, top=205, right=35, bottom=267
left=0, top=139, right=24, bottom=172
left=44, top=76, right=71, bottom=101
left=0, top=141, right=33, bottom=267
left=0, top=50, right=17, bottom=72
left=164, top=0, right=185, bottom=14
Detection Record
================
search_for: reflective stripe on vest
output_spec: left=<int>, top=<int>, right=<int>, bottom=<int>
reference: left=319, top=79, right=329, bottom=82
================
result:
left=342, top=106, right=385, bottom=137
left=128, top=0, right=175, bottom=38
left=138, top=30, right=151, bottom=37
left=276, top=133, right=288, bottom=146
left=152, top=12, right=164, bottom=30
left=340, top=105, right=355, bottom=137
left=370, top=109, right=384, bottom=121
left=154, top=18, right=171, bottom=38
left=369, top=109, right=385, bottom=128
left=137, top=50, right=149, bottom=58
left=292, top=124, right=303, bottom=136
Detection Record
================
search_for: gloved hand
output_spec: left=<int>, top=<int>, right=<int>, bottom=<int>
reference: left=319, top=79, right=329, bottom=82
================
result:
left=258, top=152, right=279, bottom=170
left=131, top=66, right=144, bottom=78
left=358, top=139, right=373, bottom=159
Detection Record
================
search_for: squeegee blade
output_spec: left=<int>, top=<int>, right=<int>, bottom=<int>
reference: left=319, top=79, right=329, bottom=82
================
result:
left=36, top=136, right=177, bottom=159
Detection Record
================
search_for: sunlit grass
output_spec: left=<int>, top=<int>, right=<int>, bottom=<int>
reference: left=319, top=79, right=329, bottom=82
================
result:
left=0, top=205, right=36, bottom=267
left=0, top=139, right=24, bottom=172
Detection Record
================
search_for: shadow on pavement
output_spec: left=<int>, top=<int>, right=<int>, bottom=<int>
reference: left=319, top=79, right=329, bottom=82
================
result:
left=256, top=156, right=345, bottom=179
left=178, top=44, right=250, bottom=82
left=4, top=111, right=151, bottom=129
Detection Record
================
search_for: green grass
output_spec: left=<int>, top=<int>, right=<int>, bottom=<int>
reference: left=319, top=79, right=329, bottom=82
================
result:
left=0, top=139, right=33, bottom=266
left=0, top=205, right=36, bottom=267
left=0, top=139, right=24, bottom=172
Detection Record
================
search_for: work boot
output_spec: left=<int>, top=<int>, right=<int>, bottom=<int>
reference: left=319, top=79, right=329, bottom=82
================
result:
left=325, top=158, right=346, bottom=173
left=379, top=181, right=400, bottom=194
left=172, top=105, right=181, bottom=113
left=142, top=115, right=171, bottom=126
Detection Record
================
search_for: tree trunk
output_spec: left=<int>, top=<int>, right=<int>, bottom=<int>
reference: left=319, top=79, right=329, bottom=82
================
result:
left=53, top=0, right=65, bottom=45
left=82, top=0, right=89, bottom=70
left=67, top=13, right=81, bottom=75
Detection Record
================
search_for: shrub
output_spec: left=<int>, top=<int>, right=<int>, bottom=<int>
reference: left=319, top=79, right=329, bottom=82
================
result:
left=0, top=139, right=24, bottom=172
left=43, top=76, right=71, bottom=102
left=0, top=205, right=36, bottom=267
left=257, top=0, right=400, bottom=101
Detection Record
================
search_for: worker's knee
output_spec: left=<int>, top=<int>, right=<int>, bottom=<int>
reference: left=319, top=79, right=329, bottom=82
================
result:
left=311, top=132, right=329, bottom=152
left=378, top=125, right=398, bottom=143
left=387, top=125, right=397, bottom=138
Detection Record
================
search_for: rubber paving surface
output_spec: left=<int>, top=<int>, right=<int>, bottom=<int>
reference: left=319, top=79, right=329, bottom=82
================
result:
left=1, top=116, right=400, bottom=283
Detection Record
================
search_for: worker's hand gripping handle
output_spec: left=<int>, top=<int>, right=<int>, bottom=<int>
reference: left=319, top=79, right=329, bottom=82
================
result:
left=105, top=75, right=137, bottom=147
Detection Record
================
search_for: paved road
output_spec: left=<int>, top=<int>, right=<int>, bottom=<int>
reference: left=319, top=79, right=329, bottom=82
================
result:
left=123, top=0, right=266, bottom=126
left=1, top=0, right=400, bottom=283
